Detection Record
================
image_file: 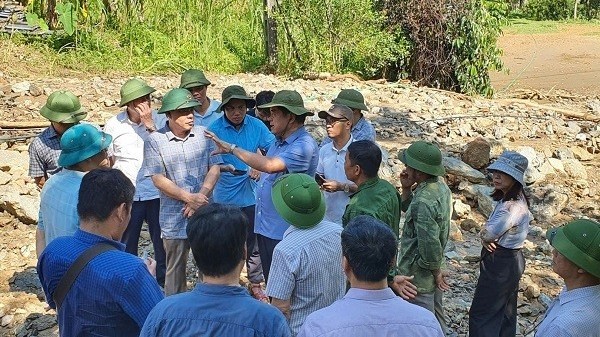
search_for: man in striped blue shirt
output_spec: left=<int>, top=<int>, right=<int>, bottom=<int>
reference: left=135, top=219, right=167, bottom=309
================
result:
left=266, top=174, right=346, bottom=336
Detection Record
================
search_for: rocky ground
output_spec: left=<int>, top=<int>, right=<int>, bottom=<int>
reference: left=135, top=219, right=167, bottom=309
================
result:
left=0, top=71, right=599, bottom=336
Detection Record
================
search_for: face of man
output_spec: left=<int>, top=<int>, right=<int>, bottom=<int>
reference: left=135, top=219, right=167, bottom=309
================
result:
left=167, top=108, right=195, bottom=135
left=404, top=166, right=418, bottom=182
left=344, top=151, right=359, bottom=183
left=268, top=106, right=293, bottom=138
left=126, top=95, right=151, bottom=116
left=188, top=85, right=208, bottom=104
left=85, top=148, right=110, bottom=169
left=52, top=122, right=76, bottom=135
left=552, top=248, right=580, bottom=279
left=224, top=98, right=247, bottom=126
left=325, top=115, right=351, bottom=139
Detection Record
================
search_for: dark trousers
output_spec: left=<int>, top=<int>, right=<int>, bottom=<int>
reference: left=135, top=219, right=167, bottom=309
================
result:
left=469, top=246, right=525, bottom=337
left=121, top=198, right=166, bottom=287
left=241, top=205, right=264, bottom=284
left=256, top=233, right=281, bottom=283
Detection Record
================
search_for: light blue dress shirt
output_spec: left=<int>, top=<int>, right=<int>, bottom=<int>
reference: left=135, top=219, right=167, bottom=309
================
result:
left=298, top=288, right=444, bottom=337
left=536, top=284, right=600, bottom=337
left=255, top=126, right=318, bottom=240
left=38, top=168, right=85, bottom=245
left=316, top=136, right=353, bottom=224
left=481, top=194, right=532, bottom=249
left=141, top=283, right=290, bottom=337
left=209, top=115, right=275, bottom=207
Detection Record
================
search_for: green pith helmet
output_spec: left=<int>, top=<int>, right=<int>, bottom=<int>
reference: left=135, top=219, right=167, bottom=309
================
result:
left=547, top=219, right=600, bottom=279
left=58, top=124, right=112, bottom=167
left=157, top=88, right=201, bottom=114
left=332, top=89, right=368, bottom=111
left=119, top=78, right=156, bottom=107
left=257, top=90, right=313, bottom=116
left=272, top=173, right=326, bottom=229
left=179, top=69, right=211, bottom=89
left=398, top=140, right=445, bottom=177
left=40, top=90, right=87, bottom=123
left=217, top=85, right=256, bottom=111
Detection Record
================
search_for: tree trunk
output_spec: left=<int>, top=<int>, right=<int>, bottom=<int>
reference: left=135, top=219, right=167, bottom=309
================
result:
left=45, top=0, right=58, bottom=29
left=264, top=0, right=278, bottom=69
left=574, top=0, right=579, bottom=19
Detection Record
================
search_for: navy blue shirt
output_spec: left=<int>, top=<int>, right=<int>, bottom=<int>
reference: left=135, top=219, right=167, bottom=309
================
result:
left=141, top=283, right=291, bottom=337
left=37, top=229, right=164, bottom=336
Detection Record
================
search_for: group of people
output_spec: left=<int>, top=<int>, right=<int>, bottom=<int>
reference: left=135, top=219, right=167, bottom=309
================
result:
left=29, top=69, right=599, bottom=337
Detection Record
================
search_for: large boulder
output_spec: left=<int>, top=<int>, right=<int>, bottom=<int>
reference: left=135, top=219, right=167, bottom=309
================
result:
left=528, top=185, right=570, bottom=223
left=461, top=137, right=491, bottom=169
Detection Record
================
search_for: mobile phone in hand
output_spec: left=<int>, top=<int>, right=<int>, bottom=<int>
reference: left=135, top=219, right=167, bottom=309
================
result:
left=315, top=174, right=325, bottom=186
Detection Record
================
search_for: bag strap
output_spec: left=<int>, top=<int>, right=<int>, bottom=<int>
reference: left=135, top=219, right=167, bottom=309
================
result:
left=53, top=242, right=118, bottom=309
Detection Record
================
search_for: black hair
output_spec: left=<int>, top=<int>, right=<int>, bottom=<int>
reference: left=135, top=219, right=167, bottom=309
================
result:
left=347, top=140, right=381, bottom=178
left=77, top=168, right=134, bottom=222
left=490, top=172, right=530, bottom=206
left=186, top=204, right=248, bottom=277
left=256, top=90, right=275, bottom=106
left=342, top=215, right=397, bottom=282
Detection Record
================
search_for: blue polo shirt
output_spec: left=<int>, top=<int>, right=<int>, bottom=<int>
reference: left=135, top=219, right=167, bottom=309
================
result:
left=255, top=126, right=318, bottom=240
left=209, top=115, right=275, bottom=207
left=37, top=229, right=164, bottom=336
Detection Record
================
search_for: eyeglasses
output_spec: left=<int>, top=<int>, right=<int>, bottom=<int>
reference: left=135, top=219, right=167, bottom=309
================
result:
left=325, top=116, right=347, bottom=125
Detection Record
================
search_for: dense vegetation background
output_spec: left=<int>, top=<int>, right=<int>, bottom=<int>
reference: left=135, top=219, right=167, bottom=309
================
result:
left=15, top=0, right=600, bottom=96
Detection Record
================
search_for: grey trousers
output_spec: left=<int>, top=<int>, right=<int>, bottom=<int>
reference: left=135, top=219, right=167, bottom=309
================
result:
left=409, top=288, right=450, bottom=335
left=241, top=205, right=264, bottom=284
left=163, top=238, right=190, bottom=296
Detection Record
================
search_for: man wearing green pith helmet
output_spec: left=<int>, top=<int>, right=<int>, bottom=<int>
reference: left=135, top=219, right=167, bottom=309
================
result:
left=179, top=69, right=222, bottom=127
left=321, top=89, right=376, bottom=147
left=29, top=90, right=88, bottom=188
left=144, top=88, right=223, bottom=296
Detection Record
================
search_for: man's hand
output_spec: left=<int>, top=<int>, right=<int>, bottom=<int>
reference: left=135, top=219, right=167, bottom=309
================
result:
left=184, top=192, right=209, bottom=212
left=144, top=257, right=157, bottom=277
left=390, top=275, right=418, bottom=300
left=136, top=102, right=155, bottom=131
left=321, top=180, right=342, bottom=193
left=434, top=270, right=450, bottom=291
left=249, top=168, right=261, bottom=180
left=204, top=130, right=233, bottom=155
left=482, top=240, right=497, bottom=253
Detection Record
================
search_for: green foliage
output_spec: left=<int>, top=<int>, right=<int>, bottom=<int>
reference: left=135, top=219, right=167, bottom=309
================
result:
left=524, top=0, right=574, bottom=20
left=55, top=2, right=76, bottom=36
left=273, top=0, right=408, bottom=78
left=451, top=0, right=506, bottom=96
left=24, top=13, right=49, bottom=31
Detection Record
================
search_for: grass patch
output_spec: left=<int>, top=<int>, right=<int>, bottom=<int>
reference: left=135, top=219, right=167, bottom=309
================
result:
left=503, top=19, right=600, bottom=34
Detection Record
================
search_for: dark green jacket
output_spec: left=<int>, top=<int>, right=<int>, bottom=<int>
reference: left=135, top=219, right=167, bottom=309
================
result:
left=342, top=177, right=401, bottom=237
left=397, top=176, right=452, bottom=293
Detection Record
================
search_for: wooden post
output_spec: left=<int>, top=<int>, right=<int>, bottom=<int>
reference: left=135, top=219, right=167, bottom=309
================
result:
left=264, top=0, right=278, bottom=69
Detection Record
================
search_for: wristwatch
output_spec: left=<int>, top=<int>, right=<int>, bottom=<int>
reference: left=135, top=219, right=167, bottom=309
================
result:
left=229, top=144, right=237, bottom=154
left=343, top=184, right=350, bottom=193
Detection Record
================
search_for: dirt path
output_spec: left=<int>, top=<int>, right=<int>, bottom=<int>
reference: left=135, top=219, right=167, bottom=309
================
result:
left=491, top=23, right=600, bottom=96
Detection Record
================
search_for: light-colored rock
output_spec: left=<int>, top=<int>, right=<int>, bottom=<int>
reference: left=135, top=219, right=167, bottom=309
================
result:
left=453, top=199, right=471, bottom=219
left=0, top=171, right=11, bottom=185
left=562, top=159, right=588, bottom=180
left=0, top=150, right=29, bottom=172
left=0, top=191, right=39, bottom=225
left=11, top=81, right=30, bottom=93
left=547, top=158, right=566, bottom=173
left=528, top=185, right=570, bottom=222
left=443, top=156, right=486, bottom=183
left=461, top=184, right=496, bottom=217
left=449, top=221, right=463, bottom=241
left=570, top=146, right=594, bottom=161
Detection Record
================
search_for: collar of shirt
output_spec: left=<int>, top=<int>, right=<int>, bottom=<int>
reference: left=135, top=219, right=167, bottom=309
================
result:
left=345, top=287, right=396, bottom=301
left=116, top=110, right=146, bottom=128
left=352, top=116, right=366, bottom=132
left=331, top=135, right=353, bottom=153
left=277, top=126, right=307, bottom=146
left=414, top=176, right=440, bottom=193
left=193, top=283, right=246, bottom=296
left=353, top=176, right=380, bottom=196
left=73, top=229, right=126, bottom=251
left=194, top=98, right=219, bottom=119
left=47, top=125, right=59, bottom=139
left=165, top=123, right=196, bottom=141
left=558, top=284, right=600, bottom=305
